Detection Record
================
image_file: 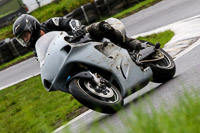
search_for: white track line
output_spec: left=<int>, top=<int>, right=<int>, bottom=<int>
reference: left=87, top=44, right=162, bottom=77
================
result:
left=174, top=38, right=200, bottom=60
left=0, top=72, right=40, bottom=90
left=54, top=110, right=93, bottom=133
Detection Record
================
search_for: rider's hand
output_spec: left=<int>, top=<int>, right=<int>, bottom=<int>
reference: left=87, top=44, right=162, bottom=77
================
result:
left=69, top=19, right=85, bottom=38
left=72, top=27, right=85, bottom=38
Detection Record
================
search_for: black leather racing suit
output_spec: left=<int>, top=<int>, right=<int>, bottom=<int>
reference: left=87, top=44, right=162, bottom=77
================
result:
left=40, top=17, right=141, bottom=53
left=41, top=17, right=82, bottom=36
left=32, top=17, right=83, bottom=56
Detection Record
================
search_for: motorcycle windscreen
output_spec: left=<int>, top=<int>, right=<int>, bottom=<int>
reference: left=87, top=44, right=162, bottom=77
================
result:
left=35, top=31, right=63, bottom=68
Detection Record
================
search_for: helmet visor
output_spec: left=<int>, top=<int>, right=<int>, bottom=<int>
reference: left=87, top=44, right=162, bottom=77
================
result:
left=16, top=31, right=31, bottom=47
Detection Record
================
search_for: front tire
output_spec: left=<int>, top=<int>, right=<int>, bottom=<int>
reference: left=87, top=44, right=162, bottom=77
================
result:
left=69, top=78, right=123, bottom=114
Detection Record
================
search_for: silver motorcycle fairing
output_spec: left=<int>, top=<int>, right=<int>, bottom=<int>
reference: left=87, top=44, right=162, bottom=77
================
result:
left=36, top=30, right=153, bottom=98
left=36, top=31, right=67, bottom=68
left=36, top=31, right=73, bottom=91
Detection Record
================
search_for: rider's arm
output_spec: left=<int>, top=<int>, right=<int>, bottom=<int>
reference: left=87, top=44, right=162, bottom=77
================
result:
left=41, top=17, right=82, bottom=35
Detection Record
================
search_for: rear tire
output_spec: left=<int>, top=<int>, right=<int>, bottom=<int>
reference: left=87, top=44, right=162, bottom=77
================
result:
left=69, top=78, right=123, bottom=114
left=141, top=41, right=176, bottom=83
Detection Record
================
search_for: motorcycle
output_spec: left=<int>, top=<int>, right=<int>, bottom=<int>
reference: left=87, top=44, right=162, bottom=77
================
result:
left=36, top=18, right=176, bottom=114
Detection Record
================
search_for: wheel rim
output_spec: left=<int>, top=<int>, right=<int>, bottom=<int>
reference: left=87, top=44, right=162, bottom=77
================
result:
left=84, top=81, right=114, bottom=98
left=78, top=79, right=119, bottom=103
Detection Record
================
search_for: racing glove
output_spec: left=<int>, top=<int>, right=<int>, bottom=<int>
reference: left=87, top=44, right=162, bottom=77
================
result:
left=69, top=19, right=85, bottom=38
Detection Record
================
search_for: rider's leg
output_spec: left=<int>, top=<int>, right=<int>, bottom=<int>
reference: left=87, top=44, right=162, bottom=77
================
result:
left=86, top=21, right=141, bottom=51
left=85, top=22, right=104, bottom=41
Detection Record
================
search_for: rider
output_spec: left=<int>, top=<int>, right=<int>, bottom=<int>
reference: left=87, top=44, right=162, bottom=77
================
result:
left=13, top=14, right=141, bottom=55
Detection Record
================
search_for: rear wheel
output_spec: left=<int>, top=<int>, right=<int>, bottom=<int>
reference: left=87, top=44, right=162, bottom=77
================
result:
left=69, top=77, right=123, bottom=114
left=141, top=41, right=176, bottom=83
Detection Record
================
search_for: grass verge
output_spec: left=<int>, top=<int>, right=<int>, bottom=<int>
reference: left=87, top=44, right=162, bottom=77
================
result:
left=137, top=30, right=175, bottom=48
left=86, top=89, right=200, bottom=133
left=0, top=76, right=86, bottom=133
left=31, top=0, right=93, bottom=23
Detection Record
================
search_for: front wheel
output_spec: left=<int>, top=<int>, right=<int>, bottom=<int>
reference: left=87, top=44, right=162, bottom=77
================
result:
left=68, top=77, right=123, bottom=114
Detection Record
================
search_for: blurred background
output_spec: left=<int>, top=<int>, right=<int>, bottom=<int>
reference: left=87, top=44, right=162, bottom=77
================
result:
left=22, top=0, right=54, bottom=13
left=0, top=0, right=55, bottom=28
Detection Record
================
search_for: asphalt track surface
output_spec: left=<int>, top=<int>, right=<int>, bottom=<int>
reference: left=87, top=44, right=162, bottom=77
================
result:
left=1, top=0, right=200, bottom=90
left=122, top=0, right=200, bottom=36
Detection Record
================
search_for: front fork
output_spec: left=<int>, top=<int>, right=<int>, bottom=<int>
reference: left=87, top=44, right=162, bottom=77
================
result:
left=66, top=71, right=110, bottom=90
left=89, top=72, right=101, bottom=87
left=67, top=71, right=114, bottom=97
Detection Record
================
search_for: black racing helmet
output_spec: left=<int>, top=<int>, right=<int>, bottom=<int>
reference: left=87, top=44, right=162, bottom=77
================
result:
left=13, top=14, right=41, bottom=48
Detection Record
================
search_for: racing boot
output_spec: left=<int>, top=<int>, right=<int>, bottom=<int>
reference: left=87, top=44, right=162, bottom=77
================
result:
left=86, top=22, right=104, bottom=41
left=86, top=21, right=141, bottom=51
left=123, top=38, right=142, bottom=52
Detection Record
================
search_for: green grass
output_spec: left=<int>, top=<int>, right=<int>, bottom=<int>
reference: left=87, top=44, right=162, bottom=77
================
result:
left=0, top=25, right=13, bottom=41
left=31, top=0, right=93, bottom=22
left=81, top=89, right=200, bottom=133
left=137, top=30, right=175, bottom=48
left=0, top=76, right=85, bottom=133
